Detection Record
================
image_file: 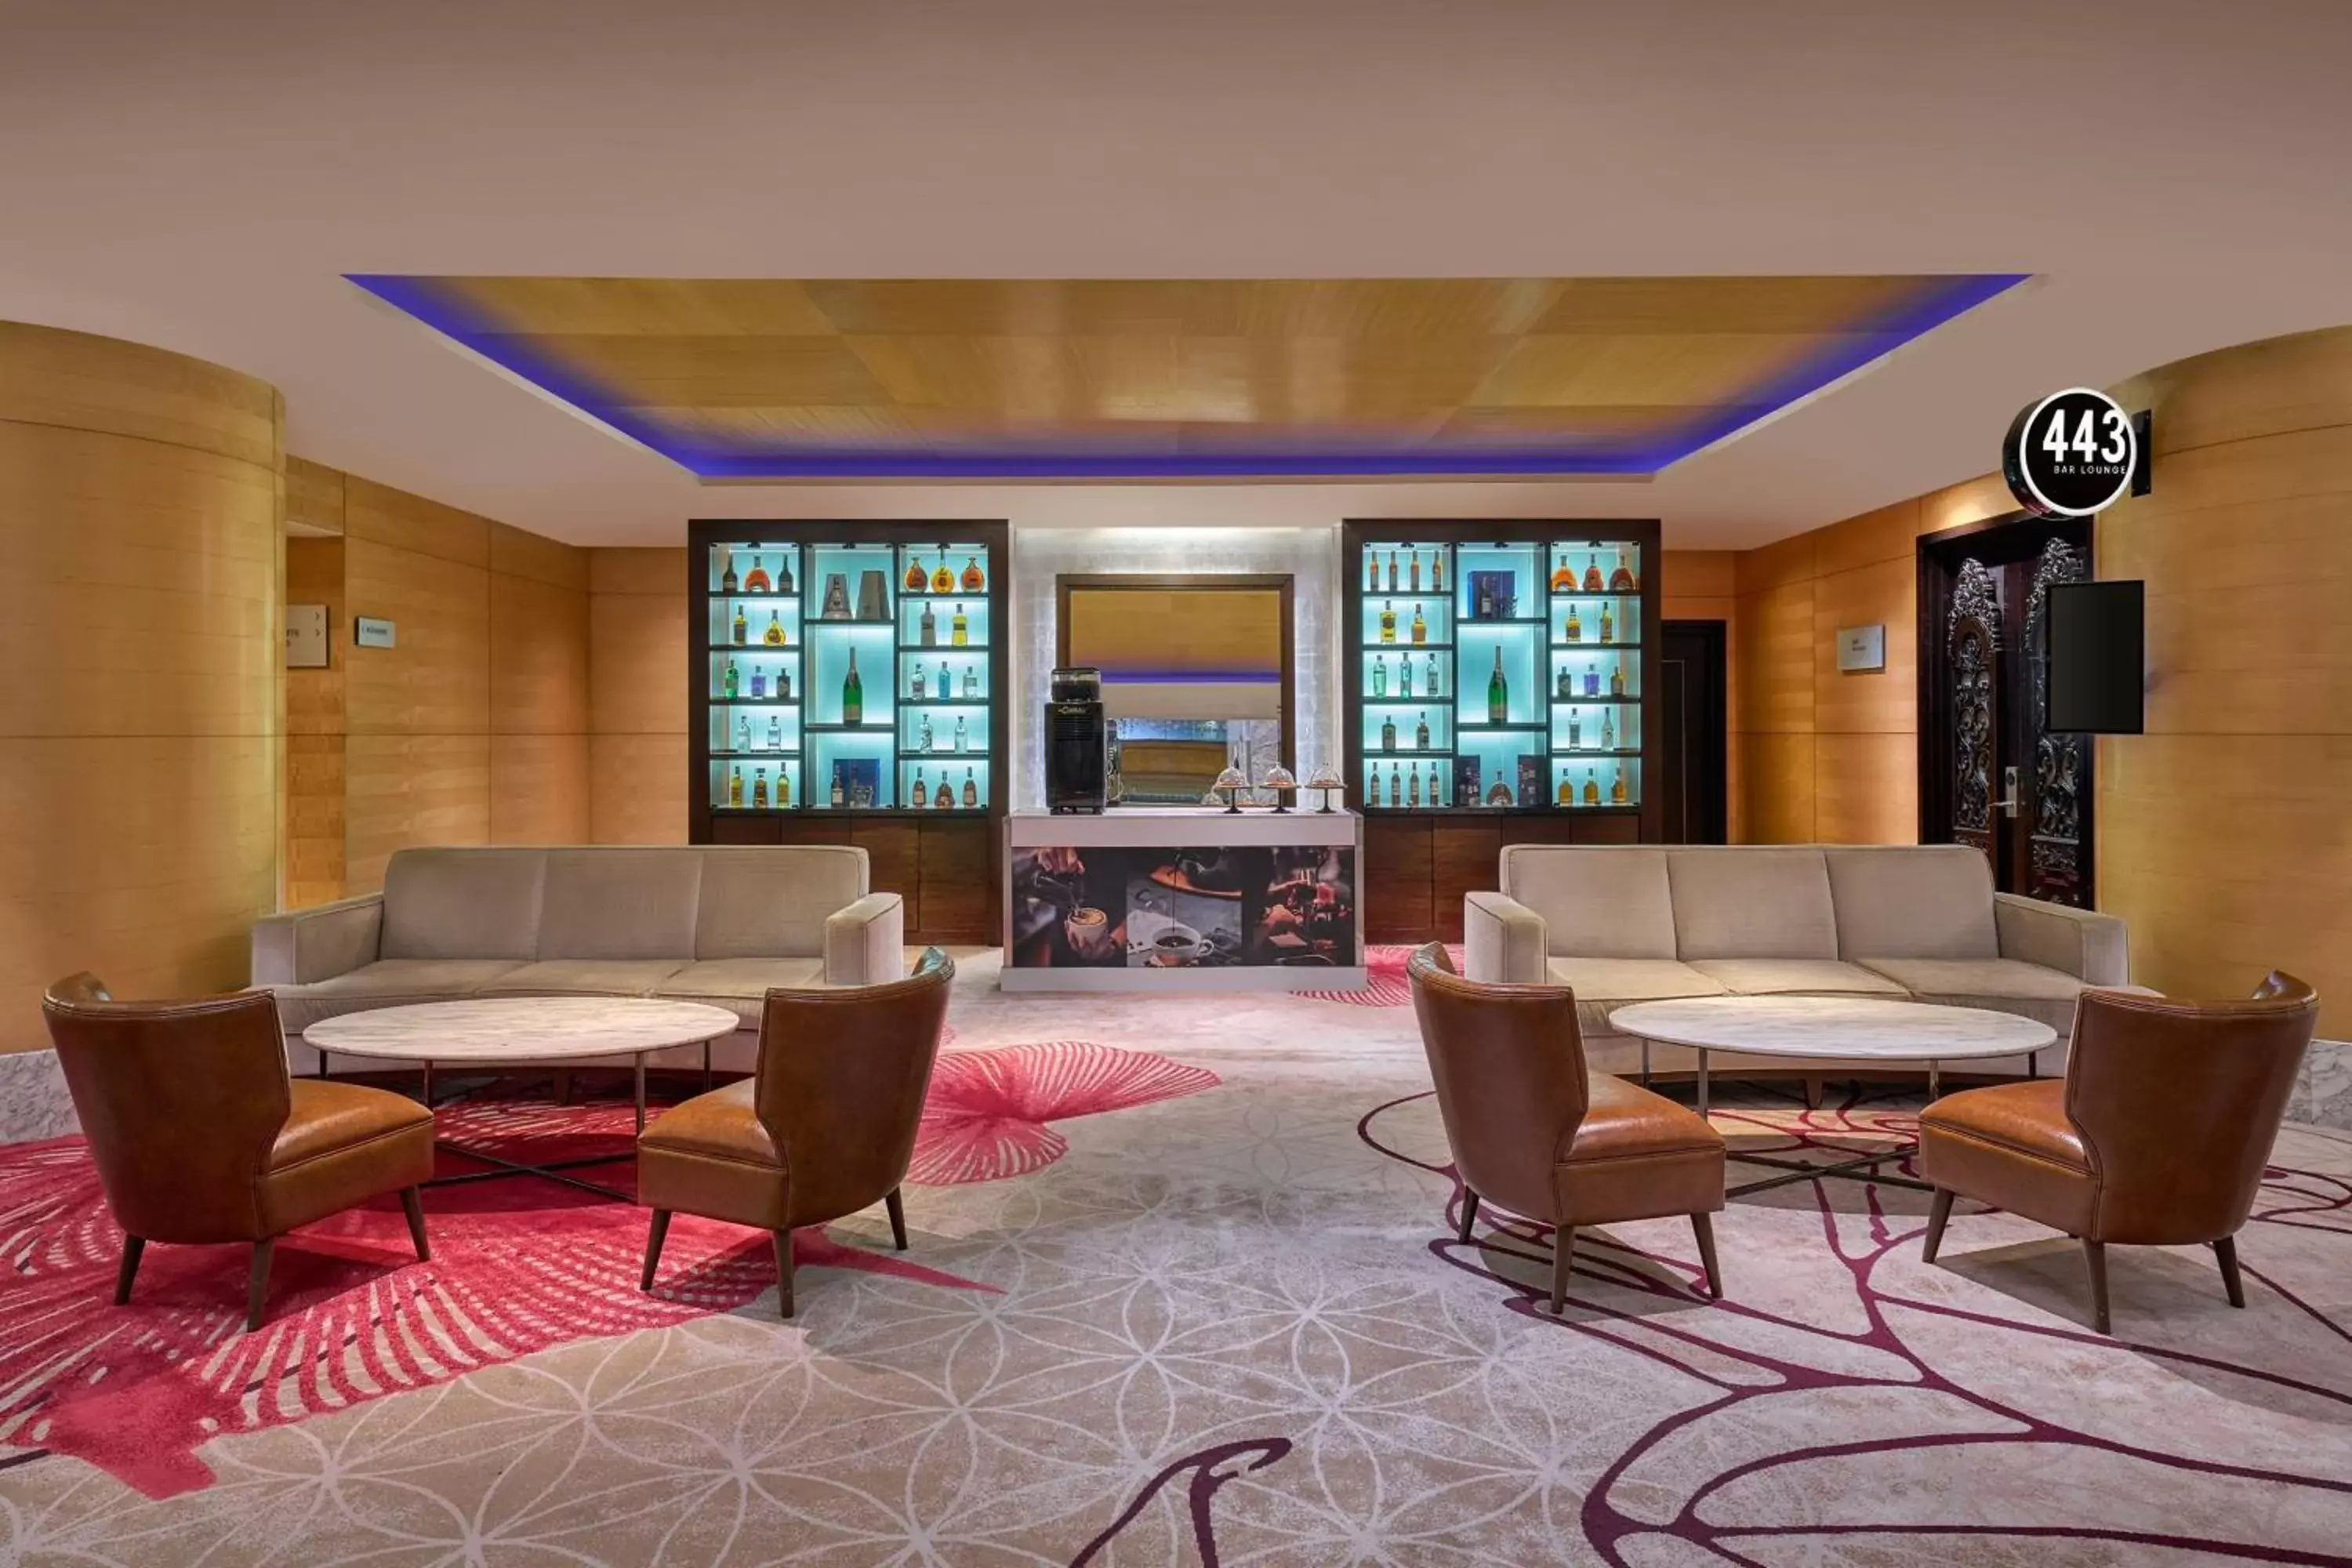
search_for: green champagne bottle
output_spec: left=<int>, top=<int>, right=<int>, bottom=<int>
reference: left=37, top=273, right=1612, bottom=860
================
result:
left=1487, top=648, right=1508, bottom=725
left=843, top=649, right=864, bottom=725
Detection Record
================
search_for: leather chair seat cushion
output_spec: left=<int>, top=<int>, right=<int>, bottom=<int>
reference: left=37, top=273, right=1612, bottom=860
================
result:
left=271, top=959, right=529, bottom=1032
left=641, top=1080, right=781, bottom=1166
left=638, top=1080, right=789, bottom=1231
left=1556, top=1075, right=1726, bottom=1226
left=480, top=959, right=692, bottom=997
left=653, top=958, right=830, bottom=1027
left=1545, top=958, right=1726, bottom=1039
left=260, top=1080, right=436, bottom=1235
left=1686, top=959, right=1908, bottom=997
left=1918, top=1080, right=2096, bottom=1236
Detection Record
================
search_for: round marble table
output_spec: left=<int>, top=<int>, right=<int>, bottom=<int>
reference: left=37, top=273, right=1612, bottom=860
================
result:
left=305, top=998, right=740, bottom=1200
left=1607, top=996, right=2057, bottom=1196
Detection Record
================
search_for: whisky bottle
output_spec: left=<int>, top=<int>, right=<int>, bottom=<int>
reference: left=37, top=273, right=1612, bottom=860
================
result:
left=777, top=554, right=794, bottom=593
left=1415, top=710, right=1431, bottom=750
left=1549, top=555, right=1576, bottom=592
left=721, top=553, right=739, bottom=594
left=843, top=649, right=864, bottom=725
left=830, top=765, right=846, bottom=808
left=912, top=768, right=928, bottom=808
left=736, top=715, right=752, bottom=752
left=1379, top=601, right=1398, bottom=644
left=919, top=713, right=935, bottom=752
left=751, top=768, right=770, bottom=808
left=931, top=554, right=954, bottom=594
left=1387, top=550, right=1399, bottom=591
left=776, top=665, right=792, bottom=700
left=731, top=604, right=748, bottom=645
left=776, top=768, right=790, bottom=807
left=1410, top=605, right=1428, bottom=644
left=1599, top=602, right=1615, bottom=644
left=1556, top=665, right=1573, bottom=700
left=962, top=665, right=978, bottom=698
left=728, top=765, right=744, bottom=807
left=1563, top=603, right=1583, bottom=643
left=1388, top=762, right=1402, bottom=807
left=1584, top=665, right=1600, bottom=697
left=766, top=714, right=783, bottom=750
left=1425, top=653, right=1440, bottom=695
left=1399, top=656, right=1414, bottom=698
left=764, top=610, right=786, bottom=646
left=912, top=663, right=927, bottom=699
left=1611, top=767, right=1629, bottom=805
left=1582, top=554, right=1603, bottom=593
left=1371, top=655, right=1386, bottom=698
left=1407, top=764, right=1421, bottom=807
left=952, top=715, right=967, bottom=752
left=1428, top=760, right=1444, bottom=807
left=1582, top=768, right=1601, bottom=806
left=1367, top=552, right=1381, bottom=593
left=961, top=768, right=978, bottom=808
left=1409, top=551, right=1421, bottom=592
left=749, top=666, right=767, bottom=701
left=1381, top=714, right=1397, bottom=753
left=962, top=556, right=985, bottom=592
left=1430, top=553, right=1444, bottom=594
left=1486, top=771, right=1513, bottom=808
left=1610, top=556, right=1637, bottom=592
left=1556, top=771, right=1574, bottom=807
left=1610, top=662, right=1627, bottom=698
left=951, top=604, right=969, bottom=647
left=920, top=601, right=937, bottom=648
left=723, top=658, right=740, bottom=699
left=904, top=554, right=927, bottom=592
left=744, top=555, right=771, bottom=593
left=1602, top=711, right=1616, bottom=750
left=1488, top=648, right=1508, bottom=725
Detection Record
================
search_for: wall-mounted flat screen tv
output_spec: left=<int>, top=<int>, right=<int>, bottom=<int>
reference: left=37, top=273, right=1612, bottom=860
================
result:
left=2045, top=579, right=2144, bottom=734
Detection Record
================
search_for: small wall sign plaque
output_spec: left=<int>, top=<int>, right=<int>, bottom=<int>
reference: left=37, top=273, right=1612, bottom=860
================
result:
left=1835, top=624, right=1886, bottom=673
left=354, top=616, right=397, bottom=649
left=285, top=604, right=328, bottom=668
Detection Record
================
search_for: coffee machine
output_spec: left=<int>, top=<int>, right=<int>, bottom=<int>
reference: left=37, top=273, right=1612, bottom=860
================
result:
left=1046, top=666, right=1107, bottom=814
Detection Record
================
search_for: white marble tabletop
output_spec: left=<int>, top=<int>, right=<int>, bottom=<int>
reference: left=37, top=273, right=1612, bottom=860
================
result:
left=1606, top=996, right=2056, bottom=1060
left=304, top=998, right=741, bottom=1063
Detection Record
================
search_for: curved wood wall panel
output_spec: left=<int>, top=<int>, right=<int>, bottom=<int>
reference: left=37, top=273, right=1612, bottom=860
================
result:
left=0, top=321, right=281, bottom=1051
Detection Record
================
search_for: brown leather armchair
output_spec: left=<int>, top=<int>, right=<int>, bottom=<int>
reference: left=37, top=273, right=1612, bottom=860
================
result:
left=1406, top=945, right=1726, bottom=1311
left=1919, top=971, right=2319, bottom=1334
left=42, top=974, right=435, bottom=1331
left=638, top=948, right=955, bottom=1317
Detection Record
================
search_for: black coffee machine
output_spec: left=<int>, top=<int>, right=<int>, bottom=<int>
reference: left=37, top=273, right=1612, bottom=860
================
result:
left=1047, top=666, right=1107, bottom=814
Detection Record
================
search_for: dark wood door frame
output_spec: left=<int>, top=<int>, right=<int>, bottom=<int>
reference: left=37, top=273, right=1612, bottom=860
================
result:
left=1054, top=573, right=1297, bottom=770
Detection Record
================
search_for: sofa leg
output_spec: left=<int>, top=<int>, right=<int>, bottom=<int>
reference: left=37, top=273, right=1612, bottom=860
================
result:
left=1550, top=1227, right=1575, bottom=1315
left=641, top=1210, right=670, bottom=1292
left=2213, top=1235, right=2246, bottom=1308
left=114, top=1235, right=144, bottom=1305
left=1922, top=1188, right=1954, bottom=1264
left=1456, top=1190, right=1481, bottom=1245
left=773, top=1229, right=796, bottom=1319
left=2082, top=1239, right=2111, bottom=1335
left=885, top=1188, right=908, bottom=1251
left=401, top=1187, right=430, bottom=1261
left=1691, top=1212, right=1722, bottom=1298
left=246, top=1238, right=276, bottom=1333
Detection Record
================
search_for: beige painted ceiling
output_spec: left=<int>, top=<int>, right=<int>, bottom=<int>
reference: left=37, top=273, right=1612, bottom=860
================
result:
left=2, top=0, right=2348, bottom=546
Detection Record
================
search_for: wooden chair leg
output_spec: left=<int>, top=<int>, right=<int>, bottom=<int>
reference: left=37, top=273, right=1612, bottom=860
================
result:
left=772, top=1229, right=796, bottom=1319
left=1691, top=1211, right=1722, bottom=1298
left=2082, top=1239, right=2111, bottom=1335
left=640, top=1210, right=671, bottom=1292
left=1922, top=1188, right=1955, bottom=1264
left=1456, top=1190, right=1481, bottom=1245
left=1802, top=1074, right=1823, bottom=1110
left=2213, top=1235, right=2246, bottom=1308
left=400, top=1187, right=430, bottom=1261
left=886, top=1188, right=908, bottom=1251
left=1549, top=1227, right=1575, bottom=1315
left=114, top=1235, right=144, bottom=1305
left=246, top=1238, right=276, bottom=1333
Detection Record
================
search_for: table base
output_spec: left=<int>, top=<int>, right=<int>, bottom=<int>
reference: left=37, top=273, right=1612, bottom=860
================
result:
left=426, top=1144, right=637, bottom=1202
left=1728, top=1143, right=1936, bottom=1198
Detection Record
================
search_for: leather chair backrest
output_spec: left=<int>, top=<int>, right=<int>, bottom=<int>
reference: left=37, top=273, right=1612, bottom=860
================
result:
left=1406, top=944, right=1588, bottom=1222
left=2065, top=971, right=2320, bottom=1243
left=42, top=974, right=292, bottom=1243
left=753, top=948, right=955, bottom=1219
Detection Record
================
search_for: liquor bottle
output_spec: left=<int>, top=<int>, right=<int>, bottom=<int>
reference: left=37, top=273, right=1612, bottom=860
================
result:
left=1430, top=553, right=1443, bottom=594
left=744, top=555, right=771, bottom=593
left=1425, top=653, right=1440, bottom=695
left=723, top=658, right=740, bottom=699
left=1367, top=552, right=1380, bottom=593
left=961, top=768, right=978, bottom=808
left=1388, top=763, right=1402, bottom=807
left=962, top=556, right=985, bottom=592
left=931, top=554, right=954, bottom=594
left=1409, top=551, right=1421, bottom=592
left=749, top=666, right=766, bottom=700
left=1379, top=601, right=1398, bottom=644
left=962, top=665, right=978, bottom=698
left=776, top=665, right=792, bottom=700
left=1475, top=575, right=1496, bottom=621
left=1568, top=714, right=1582, bottom=749
left=1387, top=550, right=1399, bottom=591
left=776, top=768, right=791, bottom=807
left=731, top=604, right=748, bottom=645
left=919, top=713, right=935, bottom=752
left=764, top=610, right=786, bottom=646
left=1556, top=770, right=1576, bottom=806
left=912, top=663, right=927, bottom=699
left=1415, top=710, right=1431, bottom=750
left=951, top=604, right=969, bottom=647
left=1556, top=665, right=1573, bottom=700
left=1602, top=711, right=1616, bottom=750
left=843, top=649, right=864, bottom=725
left=904, top=554, right=927, bottom=592
left=775, top=554, right=794, bottom=594
left=1610, top=662, right=1628, bottom=698
left=1399, top=656, right=1414, bottom=698
left=752, top=768, right=770, bottom=808
left=1611, top=767, right=1629, bottom=804
left=934, top=774, right=955, bottom=809
left=736, top=715, right=752, bottom=753
left=721, top=553, right=739, bottom=594
left=920, top=601, right=937, bottom=648
left=1410, top=605, right=1428, bottom=644
left=1582, top=554, right=1603, bottom=593
left=939, top=660, right=952, bottom=698
left=1406, top=758, right=1421, bottom=807
left=1487, top=648, right=1508, bottom=725
left=1599, top=602, right=1615, bottom=644
left=1381, top=714, right=1397, bottom=753
left=1486, top=771, right=1513, bottom=808
left=1563, top=603, right=1583, bottom=643
left=1582, top=768, right=1601, bottom=806
left=1428, top=760, right=1444, bottom=807
left=912, top=769, right=929, bottom=808
left=728, top=766, right=744, bottom=807
left=1371, top=655, right=1386, bottom=698
left=766, top=713, right=782, bottom=750
left=829, top=765, right=846, bottom=808
left=1584, top=665, right=1600, bottom=697
left=1610, top=556, right=1637, bottom=592
left=1549, top=555, right=1576, bottom=592
left=953, top=714, right=967, bottom=752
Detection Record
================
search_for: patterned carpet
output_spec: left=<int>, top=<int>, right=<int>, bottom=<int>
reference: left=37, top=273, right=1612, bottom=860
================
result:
left=2, top=950, right=2349, bottom=1565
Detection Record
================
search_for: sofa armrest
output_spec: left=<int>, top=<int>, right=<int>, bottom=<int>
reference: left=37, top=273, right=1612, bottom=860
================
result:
left=252, top=894, right=385, bottom=986
left=824, top=892, right=907, bottom=986
left=1464, top=892, right=1549, bottom=985
left=1994, top=892, right=2130, bottom=987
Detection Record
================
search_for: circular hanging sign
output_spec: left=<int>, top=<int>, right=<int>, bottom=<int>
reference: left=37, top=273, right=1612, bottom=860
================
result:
left=2004, top=387, right=2137, bottom=517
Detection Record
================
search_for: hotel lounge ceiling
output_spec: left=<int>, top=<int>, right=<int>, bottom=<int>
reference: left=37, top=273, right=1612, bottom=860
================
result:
left=351, top=274, right=2026, bottom=481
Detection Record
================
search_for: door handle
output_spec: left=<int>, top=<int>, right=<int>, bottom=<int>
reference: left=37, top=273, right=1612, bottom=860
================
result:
left=1997, top=764, right=2021, bottom=818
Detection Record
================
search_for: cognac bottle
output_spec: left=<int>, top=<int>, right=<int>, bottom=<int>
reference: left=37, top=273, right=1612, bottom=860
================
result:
left=842, top=649, right=864, bottom=725
left=920, top=601, right=937, bottom=648
left=1610, top=662, right=1627, bottom=697
left=1610, top=557, right=1637, bottom=592
left=1487, top=648, right=1508, bottom=725
left=1414, top=711, right=1431, bottom=750
left=1381, top=714, right=1397, bottom=753
left=961, top=768, right=978, bottom=808
left=830, top=765, right=846, bottom=808
left=962, top=556, right=985, bottom=592
left=723, top=658, right=740, bottom=699
left=1380, top=601, right=1398, bottom=644
left=1599, top=602, right=1615, bottom=644
left=912, top=769, right=928, bottom=808
left=1563, top=603, right=1583, bottom=643
left=951, top=604, right=969, bottom=647
left=1549, top=555, right=1576, bottom=592
left=1581, top=554, right=1603, bottom=593
left=731, top=604, right=748, bottom=645
left=931, top=555, right=954, bottom=594
left=1371, top=655, right=1386, bottom=698
left=744, top=555, right=771, bottom=593
left=728, top=765, right=744, bottom=807
left=934, top=773, right=954, bottom=809
left=1611, top=767, right=1629, bottom=805
left=1486, top=771, right=1513, bottom=808
left=721, top=553, right=739, bottom=594
left=752, top=768, right=770, bottom=808
left=904, top=554, right=927, bottom=592
left=912, top=663, right=926, bottom=699
left=764, top=610, right=786, bottom=646
left=1410, top=605, right=1428, bottom=644
left=1583, top=769, right=1601, bottom=807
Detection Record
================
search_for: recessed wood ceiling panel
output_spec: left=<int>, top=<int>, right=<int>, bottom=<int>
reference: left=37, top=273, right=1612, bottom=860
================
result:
left=355, top=274, right=2027, bottom=478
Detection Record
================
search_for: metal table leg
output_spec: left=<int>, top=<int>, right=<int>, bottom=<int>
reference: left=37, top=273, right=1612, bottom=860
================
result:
left=1928, top=1059, right=1941, bottom=1100
left=422, top=1059, right=434, bottom=1107
left=2027, top=1048, right=2041, bottom=1080
left=703, top=1038, right=713, bottom=1094
left=1640, top=1040, right=1652, bottom=1087
left=1697, top=1047, right=1710, bottom=1119
left=634, top=1054, right=648, bottom=1134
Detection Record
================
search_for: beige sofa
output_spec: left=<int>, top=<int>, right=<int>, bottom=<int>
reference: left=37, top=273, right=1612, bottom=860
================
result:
left=1465, top=844, right=2133, bottom=1078
left=254, top=846, right=904, bottom=1073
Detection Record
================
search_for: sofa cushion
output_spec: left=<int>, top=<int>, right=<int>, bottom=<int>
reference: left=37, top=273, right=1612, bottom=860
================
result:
left=1824, top=846, right=1998, bottom=960
left=1857, top=956, right=2117, bottom=1040
left=1687, top=959, right=1907, bottom=997
left=655, top=957, right=831, bottom=1027
left=479, top=959, right=692, bottom=998
left=380, top=848, right=546, bottom=961
left=1501, top=847, right=1677, bottom=959
left=270, top=959, right=527, bottom=1033
left=694, top=848, right=869, bottom=960
left=1667, top=848, right=1838, bottom=960
left=1544, top=957, right=1727, bottom=1043
left=537, top=850, right=704, bottom=960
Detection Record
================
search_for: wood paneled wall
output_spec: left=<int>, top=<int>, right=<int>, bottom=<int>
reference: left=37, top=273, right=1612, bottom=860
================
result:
left=587, top=547, right=689, bottom=844
left=0, top=321, right=282, bottom=1051
left=285, top=531, right=347, bottom=908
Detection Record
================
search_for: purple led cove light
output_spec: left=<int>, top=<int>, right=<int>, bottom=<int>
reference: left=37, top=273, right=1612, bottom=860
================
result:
left=350, top=272, right=2028, bottom=481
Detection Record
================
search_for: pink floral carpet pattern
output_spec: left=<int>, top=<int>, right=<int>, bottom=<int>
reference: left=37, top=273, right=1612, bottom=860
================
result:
left=1298, top=942, right=1461, bottom=1006
left=0, top=960, right=2347, bottom=1565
